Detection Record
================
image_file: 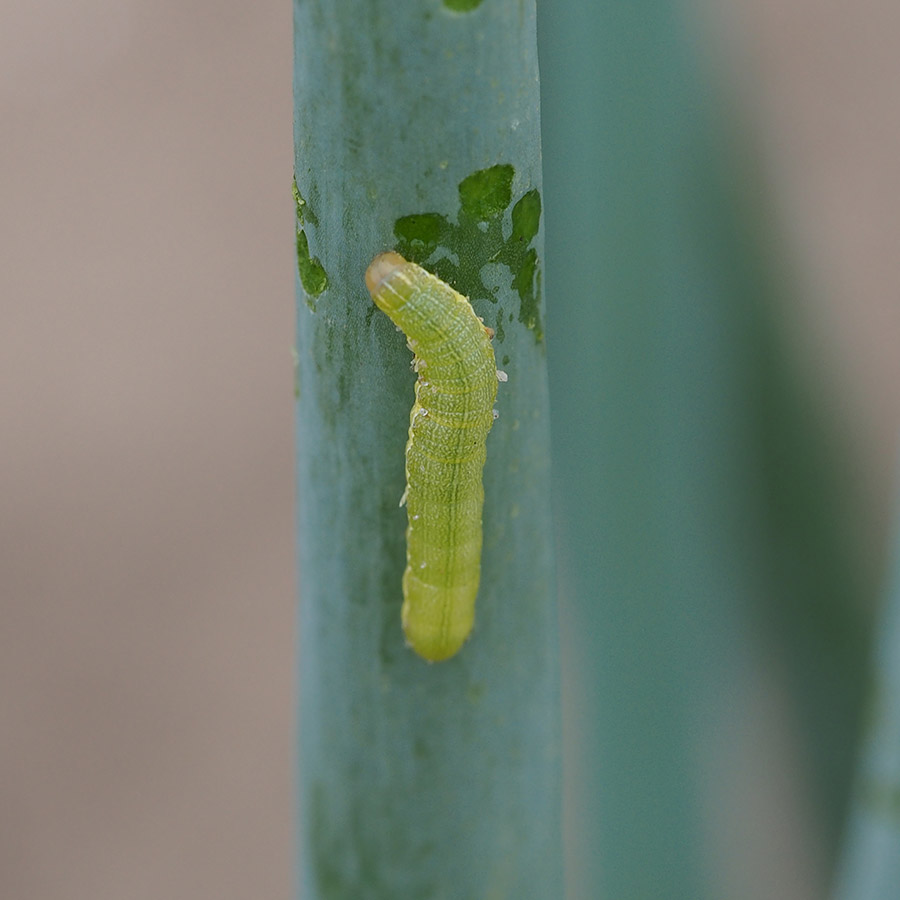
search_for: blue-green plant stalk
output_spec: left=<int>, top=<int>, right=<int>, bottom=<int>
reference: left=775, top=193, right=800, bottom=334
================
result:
left=293, top=2, right=561, bottom=898
left=834, top=455, right=900, bottom=899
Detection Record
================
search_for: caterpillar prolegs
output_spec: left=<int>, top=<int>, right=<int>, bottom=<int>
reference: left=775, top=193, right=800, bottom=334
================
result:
left=365, top=253, right=499, bottom=662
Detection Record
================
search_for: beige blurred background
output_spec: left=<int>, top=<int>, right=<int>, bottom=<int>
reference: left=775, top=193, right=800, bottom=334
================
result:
left=1, top=2, right=898, bottom=898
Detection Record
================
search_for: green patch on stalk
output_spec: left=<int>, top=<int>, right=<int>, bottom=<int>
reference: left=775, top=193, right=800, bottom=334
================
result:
left=293, top=175, right=328, bottom=308
left=393, top=164, right=545, bottom=342
left=442, top=0, right=485, bottom=11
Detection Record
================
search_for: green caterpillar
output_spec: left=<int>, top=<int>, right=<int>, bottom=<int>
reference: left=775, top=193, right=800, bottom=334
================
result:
left=365, top=252, right=501, bottom=662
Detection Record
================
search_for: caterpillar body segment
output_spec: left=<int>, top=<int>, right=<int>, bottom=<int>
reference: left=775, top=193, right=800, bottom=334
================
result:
left=366, top=252, right=498, bottom=662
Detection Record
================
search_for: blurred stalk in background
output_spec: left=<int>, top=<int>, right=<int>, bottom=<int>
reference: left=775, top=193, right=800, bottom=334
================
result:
left=539, top=1, right=872, bottom=897
left=835, top=455, right=900, bottom=900
left=293, top=2, right=561, bottom=897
